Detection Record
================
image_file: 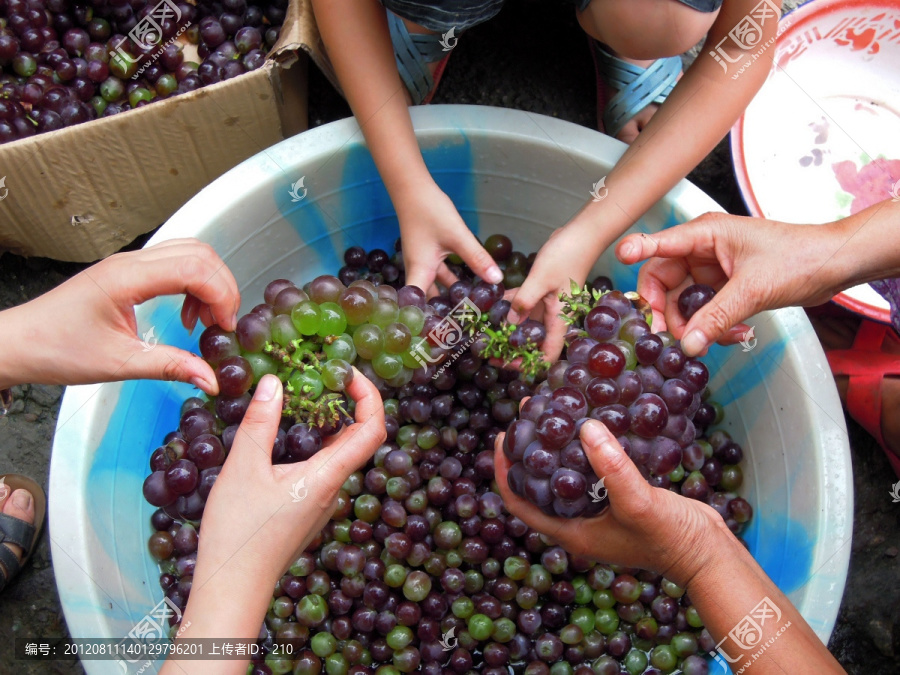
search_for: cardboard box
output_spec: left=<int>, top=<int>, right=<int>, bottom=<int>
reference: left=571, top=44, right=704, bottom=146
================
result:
left=0, top=0, right=318, bottom=262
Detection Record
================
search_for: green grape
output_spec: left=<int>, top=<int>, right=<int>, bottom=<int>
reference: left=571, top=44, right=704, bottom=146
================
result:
left=370, top=298, right=400, bottom=328
left=467, top=614, right=494, bottom=641
left=491, top=617, right=516, bottom=642
left=339, top=286, right=375, bottom=325
left=416, top=426, right=439, bottom=450
left=624, top=649, right=649, bottom=675
left=322, top=358, right=353, bottom=391
left=401, top=336, right=429, bottom=369
left=613, top=340, right=637, bottom=370
left=289, top=370, right=324, bottom=399
left=353, top=324, right=385, bottom=360
left=244, top=353, right=278, bottom=383
left=271, top=314, right=301, bottom=347
left=264, top=652, right=293, bottom=675
left=398, top=305, right=425, bottom=336
left=396, top=425, right=419, bottom=446
left=292, top=301, right=323, bottom=336
left=383, top=398, right=400, bottom=416
left=311, top=632, right=338, bottom=658
left=383, top=322, right=412, bottom=354
left=372, top=352, right=403, bottom=380
left=385, top=366, right=413, bottom=388
left=324, top=653, right=349, bottom=675
left=324, top=334, right=357, bottom=362
left=318, top=301, right=348, bottom=338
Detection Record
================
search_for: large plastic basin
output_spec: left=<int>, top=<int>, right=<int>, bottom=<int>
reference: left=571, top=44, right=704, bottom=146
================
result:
left=49, top=105, right=853, bottom=674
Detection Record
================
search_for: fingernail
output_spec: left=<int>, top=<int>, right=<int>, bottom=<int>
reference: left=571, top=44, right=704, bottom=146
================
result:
left=231, top=313, right=239, bottom=330
left=0, top=483, right=9, bottom=501
left=581, top=419, right=606, bottom=444
left=189, top=376, right=207, bottom=391
left=255, top=374, right=278, bottom=401
left=253, top=375, right=278, bottom=401
left=682, top=330, right=707, bottom=356
left=507, top=309, right=521, bottom=324
left=12, top=489, right=33, bottom=511
left=619, top=241, right=635, bottom=259
left=485, top=266, right=503, bottom=284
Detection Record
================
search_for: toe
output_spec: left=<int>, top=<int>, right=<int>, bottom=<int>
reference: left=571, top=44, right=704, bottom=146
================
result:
left=1, top=488, right=35, bottom=563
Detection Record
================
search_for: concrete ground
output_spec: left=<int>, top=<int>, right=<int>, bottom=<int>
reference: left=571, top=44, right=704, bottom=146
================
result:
left=1, top=0, right=898, bottom=673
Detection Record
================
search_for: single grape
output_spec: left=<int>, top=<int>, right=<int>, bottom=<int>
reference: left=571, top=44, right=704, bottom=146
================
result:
left=677, top=284, right=716, bottom=320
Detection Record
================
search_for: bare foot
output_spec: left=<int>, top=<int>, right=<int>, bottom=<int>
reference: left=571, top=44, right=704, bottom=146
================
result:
left=808, top=308, right=900, bottom=456
left=0, top=483, right=36, bottom=581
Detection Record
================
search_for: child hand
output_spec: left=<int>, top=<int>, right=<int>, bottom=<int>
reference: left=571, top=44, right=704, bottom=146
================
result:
left=615, top=214, right=837, bottom=356
left=494, top=418, right=725, bottom=588
left=397, top=185, right=503, bottom=294
left=0, top=239, right=239, bottom=393
left=507, top=226, right=601, bottom=360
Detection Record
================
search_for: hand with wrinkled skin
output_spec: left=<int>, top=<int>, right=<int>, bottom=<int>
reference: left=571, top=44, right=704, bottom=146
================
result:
left=0, top=239, right=239, bottom=394
left=495, top=417, right=845, bottom=675
left=614, top=210, right=900, bottom=356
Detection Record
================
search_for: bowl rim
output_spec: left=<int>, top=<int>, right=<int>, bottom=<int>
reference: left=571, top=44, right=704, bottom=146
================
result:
left=51, top=105, right=853, bottom=668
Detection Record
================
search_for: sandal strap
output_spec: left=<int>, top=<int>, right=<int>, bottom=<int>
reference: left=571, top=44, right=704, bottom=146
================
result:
left=593, top=42, right=681, bottom=139
left=0, top=542, right=22, bottom=592
left=388, top=11, right=442, bottom=105
left=826, top=320, right=900, bottom=463
left=0, top=512, right=36, bottom=550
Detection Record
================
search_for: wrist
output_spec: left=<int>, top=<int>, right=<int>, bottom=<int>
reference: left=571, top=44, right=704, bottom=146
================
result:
left=665, top=505, right=739, bottom=589
left=0, top=305, right=32, bottom=390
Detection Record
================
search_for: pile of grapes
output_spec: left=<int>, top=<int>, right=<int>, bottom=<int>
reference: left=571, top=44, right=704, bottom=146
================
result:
left=0, top=0, right=286, bottom=143
left=504, top=284, right=752, bottom=524
left=142, top=236, right=752, bottom=675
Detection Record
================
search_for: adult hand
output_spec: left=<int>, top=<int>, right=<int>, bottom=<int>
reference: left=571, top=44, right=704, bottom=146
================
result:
left=495, top=418, right=728, bottom=588
left=397, top=184, right=503, bottom=295
left=0, top=239, right=239, bottom=394
left=616, top=214, right=842, bottom=356
left=162, top=372, right=386, bottom=674
left=194, top=371, right=386, bottom=587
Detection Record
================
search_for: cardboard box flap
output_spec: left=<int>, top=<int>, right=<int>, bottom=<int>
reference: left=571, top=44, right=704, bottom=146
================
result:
left=272, top=0, right=341, bottom=94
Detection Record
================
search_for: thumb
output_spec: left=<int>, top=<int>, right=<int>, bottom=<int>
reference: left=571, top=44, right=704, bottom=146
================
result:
left=580, top=420, right=649, bottom=501
left=454, top=231, right=503, bottom=285
left=404, top=257, right=439, bottom=296
left=126, top=344, right=218, bottom=394
left=230, top=374, right=283, bottom=466
left=680, top=281, right=751, bottom=356
left=507, top=277, right=547, bottom=325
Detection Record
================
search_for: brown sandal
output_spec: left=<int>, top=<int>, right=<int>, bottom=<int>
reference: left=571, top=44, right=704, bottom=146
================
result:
left=0, top=474, right=47, bottom=592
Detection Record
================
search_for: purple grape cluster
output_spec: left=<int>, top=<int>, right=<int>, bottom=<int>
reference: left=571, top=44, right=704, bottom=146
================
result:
left=141, top=237, right=751, bottom=675
left=505, top=288, right=752, bottom=535
left=0, top=0, right=285, bottom=143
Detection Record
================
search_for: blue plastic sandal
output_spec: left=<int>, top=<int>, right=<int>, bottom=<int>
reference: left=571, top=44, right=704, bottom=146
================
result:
left=591, top=42, right=682, bottom=139
left=387, top=11, right=454, bottom=105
